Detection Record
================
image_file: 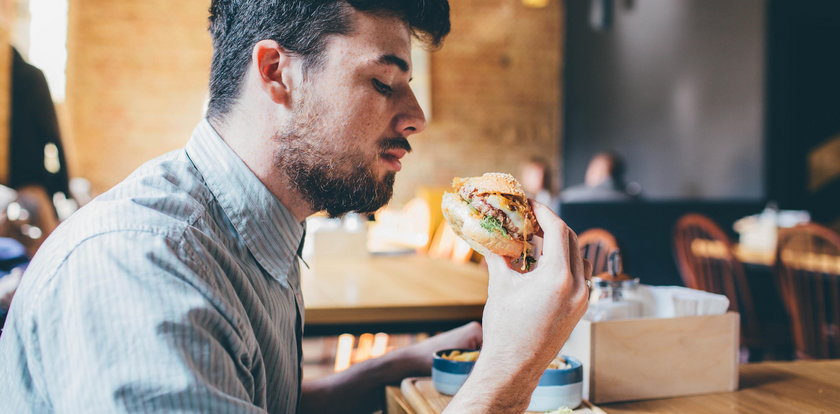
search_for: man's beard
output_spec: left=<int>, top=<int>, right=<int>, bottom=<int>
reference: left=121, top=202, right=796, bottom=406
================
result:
left=273, top=104, right=410, bottom=218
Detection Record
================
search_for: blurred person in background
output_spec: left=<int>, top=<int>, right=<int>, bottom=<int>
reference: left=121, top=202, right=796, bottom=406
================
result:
left=520, top=156, right=558, bottom=211
left=562, top=151, right=641, bottom=202
left=9, top=47, right=70, bottom=226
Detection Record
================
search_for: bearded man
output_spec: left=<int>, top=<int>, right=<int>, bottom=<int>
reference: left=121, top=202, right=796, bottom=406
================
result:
left=0, top=1, right=589, bottom=413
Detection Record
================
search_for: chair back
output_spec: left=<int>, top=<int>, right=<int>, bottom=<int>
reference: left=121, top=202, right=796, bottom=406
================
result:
left=775, top=223, right=840, bottom=359
left=578, top=228, right=619, bottom=275
left=673, top=214, right=758, bottom=338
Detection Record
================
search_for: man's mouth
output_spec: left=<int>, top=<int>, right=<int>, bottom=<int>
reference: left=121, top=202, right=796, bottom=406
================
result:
left=381, top=148, right=408, bottom=171
left=379, top=137, right=412, bottom=172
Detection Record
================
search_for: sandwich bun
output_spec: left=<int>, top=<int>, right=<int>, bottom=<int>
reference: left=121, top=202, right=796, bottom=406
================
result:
left=441, top=173, right=539, bottom=260
left=441, top=192, right=526, bottom=257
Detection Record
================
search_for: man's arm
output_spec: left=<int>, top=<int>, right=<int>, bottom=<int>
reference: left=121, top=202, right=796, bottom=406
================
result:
left=445, top=202, right=591, bottom=413
left=300, top=321, right=482, bottom=414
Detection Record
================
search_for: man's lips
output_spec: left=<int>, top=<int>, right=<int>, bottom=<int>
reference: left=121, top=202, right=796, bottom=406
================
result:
left=381, top=148, right=408, bottom=171
left=384, top=148, right=408, bottom=160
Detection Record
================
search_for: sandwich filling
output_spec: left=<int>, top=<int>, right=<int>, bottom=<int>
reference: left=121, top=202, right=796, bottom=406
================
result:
left=448, top=173, right=541, bottom=270
left=458, top=187, right=540, bottom=269
left=461, top=191, right=535, bottom=241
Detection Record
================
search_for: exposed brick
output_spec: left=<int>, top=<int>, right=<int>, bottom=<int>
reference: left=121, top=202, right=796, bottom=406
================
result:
left=64, top=0, right=563, bottom=207
left=393, top=0, right=562, bottom=205
left=65, top=0, right=211, bottom=192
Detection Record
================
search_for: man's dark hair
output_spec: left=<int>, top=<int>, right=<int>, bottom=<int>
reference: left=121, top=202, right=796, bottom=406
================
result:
left=207, top=0, right=450, bottom=121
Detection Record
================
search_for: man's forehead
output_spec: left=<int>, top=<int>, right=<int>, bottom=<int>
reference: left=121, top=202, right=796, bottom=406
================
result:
left=325, top=10, right=413, bottom=70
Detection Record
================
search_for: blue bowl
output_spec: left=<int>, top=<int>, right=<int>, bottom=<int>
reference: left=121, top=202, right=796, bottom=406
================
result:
left=432, top=349, right=583, bottom=411
left=432, top=349, right=478, bottom=395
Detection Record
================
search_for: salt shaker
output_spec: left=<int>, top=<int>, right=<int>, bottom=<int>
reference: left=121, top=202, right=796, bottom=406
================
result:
left=585, top=250, right=642, bottom=321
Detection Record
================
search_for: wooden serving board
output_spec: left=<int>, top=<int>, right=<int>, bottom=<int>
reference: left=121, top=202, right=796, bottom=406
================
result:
left=399, top=377, right=607, bottom=414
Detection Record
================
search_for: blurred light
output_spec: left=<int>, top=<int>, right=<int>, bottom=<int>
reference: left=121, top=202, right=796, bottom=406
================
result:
left=353, top=333, right=374, bottom=363
left=7, top=202, right=21, bottom=221
left=371, top=333, right=389, bottom=358
left=522, top=0, right=550, bottom=8
left=334, top=334, right=354, bottom=372
left=22, top=224, right=43, bottom=240
left=29, top=0, right=68, bottom=102
left=44, top=143, right=61, bottom=174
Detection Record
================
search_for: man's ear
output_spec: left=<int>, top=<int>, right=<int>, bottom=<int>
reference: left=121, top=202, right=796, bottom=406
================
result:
left=252, top=39, right=297, bottom=107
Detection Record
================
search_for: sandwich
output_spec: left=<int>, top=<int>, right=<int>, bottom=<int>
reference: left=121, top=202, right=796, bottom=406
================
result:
left=441, top=172, right=540, bottom=270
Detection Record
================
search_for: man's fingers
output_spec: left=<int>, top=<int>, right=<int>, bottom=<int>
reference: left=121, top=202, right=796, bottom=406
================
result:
left=484, top=254, right=510, bottom=284
left=531, top=201, right=570, bottom=268
left=583, top=259, right=593, bottom=281
left=567, top=229, right=586, bottom=287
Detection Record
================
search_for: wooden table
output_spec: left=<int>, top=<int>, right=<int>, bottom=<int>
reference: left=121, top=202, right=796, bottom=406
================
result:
left=604, top=359, right=840, bottom=413
left=697, top=240, right=840, bottom=270
left=386, top=360, right=840, bottom=413
left=732, top=244, right=775, bottom=266
left=301, top=254, right=488, bottom=334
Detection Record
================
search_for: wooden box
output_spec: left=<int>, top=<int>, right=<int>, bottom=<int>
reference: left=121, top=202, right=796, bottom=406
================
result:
left=560, top=312, right=740, bottom=404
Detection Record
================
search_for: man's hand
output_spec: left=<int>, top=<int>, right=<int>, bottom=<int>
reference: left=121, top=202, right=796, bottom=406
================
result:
left=446, top=201, right=591, bottom=413
left=394, top=321, right=482, bottom=375
left=300, top=322, right=482, bottom=414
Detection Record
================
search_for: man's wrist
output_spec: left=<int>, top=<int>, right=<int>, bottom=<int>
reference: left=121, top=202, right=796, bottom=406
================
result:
left=445, top=351, right=543, bottom=413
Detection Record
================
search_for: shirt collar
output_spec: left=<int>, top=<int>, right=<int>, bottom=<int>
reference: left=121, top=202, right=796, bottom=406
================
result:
left=185, top=119, right=305, bottom=283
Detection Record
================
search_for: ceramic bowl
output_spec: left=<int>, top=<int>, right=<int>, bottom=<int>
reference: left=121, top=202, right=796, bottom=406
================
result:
left=431, top=349, right=583, bottom=411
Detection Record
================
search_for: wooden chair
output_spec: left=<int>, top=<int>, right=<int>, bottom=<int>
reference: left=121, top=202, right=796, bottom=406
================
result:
left=673, top=213, right=763, bottom=357
left=578, top=228, right=619, bottom=275
left=775, top=223, right=840, bottom=359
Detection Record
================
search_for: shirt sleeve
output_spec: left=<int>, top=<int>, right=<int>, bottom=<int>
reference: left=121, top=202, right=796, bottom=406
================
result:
left=29, top=230, right=266, bottom=413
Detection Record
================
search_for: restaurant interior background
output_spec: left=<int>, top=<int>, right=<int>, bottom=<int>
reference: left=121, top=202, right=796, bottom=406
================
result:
left=1, top=0, right=840, bottom=388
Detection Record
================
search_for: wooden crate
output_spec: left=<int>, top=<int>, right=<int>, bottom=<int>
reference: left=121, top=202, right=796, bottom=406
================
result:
left=560, top=312, right=740, bottom=404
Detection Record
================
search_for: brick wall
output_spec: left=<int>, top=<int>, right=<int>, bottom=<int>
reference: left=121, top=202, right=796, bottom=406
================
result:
left=65, top=0, right=212, bottom=192
left=65, top=0, right=563, bottom=206
left=393, top=0, right=564, bottom=205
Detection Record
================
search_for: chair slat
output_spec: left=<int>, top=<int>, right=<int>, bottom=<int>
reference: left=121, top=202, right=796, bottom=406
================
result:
left=776, top=223, right=840, bottom=359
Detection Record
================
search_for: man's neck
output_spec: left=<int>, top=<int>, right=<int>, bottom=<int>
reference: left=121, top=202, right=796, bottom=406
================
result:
left=208, top=116, right=314, bottom=223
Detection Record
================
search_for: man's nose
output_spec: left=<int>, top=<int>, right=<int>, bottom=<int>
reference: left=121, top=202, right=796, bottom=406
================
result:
left=395, top=90, right=427, bottom=136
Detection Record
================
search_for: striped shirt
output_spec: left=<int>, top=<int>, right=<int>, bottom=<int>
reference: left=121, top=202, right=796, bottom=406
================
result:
left=0, top=119, right=306, bottom=413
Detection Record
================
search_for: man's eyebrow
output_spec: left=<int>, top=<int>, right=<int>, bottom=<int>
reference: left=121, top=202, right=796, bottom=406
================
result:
left=377, top=54, right=409, bottom=73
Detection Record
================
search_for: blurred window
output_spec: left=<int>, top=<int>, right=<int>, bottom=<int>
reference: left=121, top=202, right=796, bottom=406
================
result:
left=13, top=0, right=68, bottom=103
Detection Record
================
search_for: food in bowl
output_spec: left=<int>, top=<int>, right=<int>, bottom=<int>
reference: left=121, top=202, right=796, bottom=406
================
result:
left=440, top=350, right=480, bottom=362
left=442, top=350, right=569, bottom=370
left=547, top=355, right=572, bottom=370
left=432, top=349, right=583, bottom=411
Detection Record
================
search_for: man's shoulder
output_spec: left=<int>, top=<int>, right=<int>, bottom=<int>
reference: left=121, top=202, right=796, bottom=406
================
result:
left=560, top=184, right=592, bottom=201
left=78, top=150, right=212, bottom=234
left=561, top=184, right=635, bottom=203
left=12, top=150, right=232, bottom=320
left=29, top=150, right=220, bottom=272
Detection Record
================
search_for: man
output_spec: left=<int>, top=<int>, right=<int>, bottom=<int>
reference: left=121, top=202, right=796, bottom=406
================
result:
left=0, top=1, right=589, bottom=413
left=562, top=151, right=640, bottom=202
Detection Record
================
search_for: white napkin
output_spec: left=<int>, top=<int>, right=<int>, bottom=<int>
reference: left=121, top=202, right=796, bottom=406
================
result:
left=633, top=285, right=730, bottom=318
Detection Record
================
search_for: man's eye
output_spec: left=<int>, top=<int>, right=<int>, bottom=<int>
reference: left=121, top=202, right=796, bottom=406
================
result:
left=372, top=79, right=393, bottom=96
